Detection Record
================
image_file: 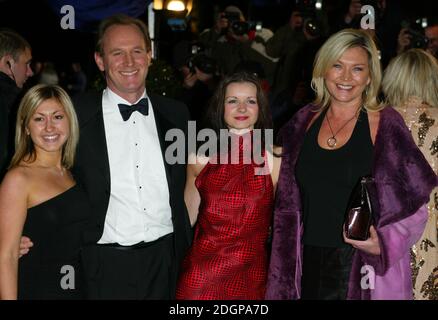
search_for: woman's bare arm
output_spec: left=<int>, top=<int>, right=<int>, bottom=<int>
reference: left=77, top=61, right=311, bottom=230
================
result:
left=0, top=169, right=29, bottom=299
left=184, top=155, right=208, bottom=226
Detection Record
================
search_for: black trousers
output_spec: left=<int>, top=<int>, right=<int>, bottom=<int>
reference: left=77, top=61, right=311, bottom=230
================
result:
left=301, top=245, right=354, bottom=300
left=80, top=233, right=176, bottom=300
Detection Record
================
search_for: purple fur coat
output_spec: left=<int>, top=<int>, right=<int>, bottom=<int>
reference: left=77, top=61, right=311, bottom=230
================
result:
left=266, top=104, right=437, bottom=300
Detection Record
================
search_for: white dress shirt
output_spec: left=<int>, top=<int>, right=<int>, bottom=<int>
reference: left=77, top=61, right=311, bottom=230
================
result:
left=98, top=88, right=173, bottom=245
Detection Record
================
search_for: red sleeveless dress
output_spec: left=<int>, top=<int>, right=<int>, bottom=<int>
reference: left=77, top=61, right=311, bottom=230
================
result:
left=176, top=134, right=274, bottom=300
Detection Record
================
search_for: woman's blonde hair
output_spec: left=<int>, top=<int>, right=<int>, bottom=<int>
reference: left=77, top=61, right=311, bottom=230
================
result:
left=382, top=48, right=438, bottom=108
left=9, top=84, right=79, bottom=169
left=311, top=28, right=382, bottom=112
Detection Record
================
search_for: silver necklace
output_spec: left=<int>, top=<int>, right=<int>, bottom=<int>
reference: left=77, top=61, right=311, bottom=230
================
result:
left=325, top=108, right=360, bottom=148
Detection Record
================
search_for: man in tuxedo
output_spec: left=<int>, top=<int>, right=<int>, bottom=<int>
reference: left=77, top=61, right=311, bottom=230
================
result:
left=71, top=14, right=192, bottom=299
left=19, top=14, right=191, bottom=299
left=0, top=29, right=33, bottom=180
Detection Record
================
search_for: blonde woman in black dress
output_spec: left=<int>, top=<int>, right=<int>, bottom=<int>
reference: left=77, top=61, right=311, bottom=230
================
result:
left=0, top=85, right=89, bottom=299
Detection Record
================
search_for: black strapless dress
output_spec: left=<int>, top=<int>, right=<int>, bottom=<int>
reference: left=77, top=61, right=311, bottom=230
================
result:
left=18, top=184, right=90, bottom=299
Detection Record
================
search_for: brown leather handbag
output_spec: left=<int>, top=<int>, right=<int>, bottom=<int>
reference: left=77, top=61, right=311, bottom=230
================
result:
left=344, top=176, right=376, bottom=241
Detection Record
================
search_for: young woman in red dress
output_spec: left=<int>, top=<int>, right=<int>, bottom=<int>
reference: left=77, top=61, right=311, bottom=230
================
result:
left=176, top=72, right=281, bottom=300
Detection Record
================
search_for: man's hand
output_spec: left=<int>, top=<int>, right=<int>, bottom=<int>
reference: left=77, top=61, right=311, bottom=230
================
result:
left=182, top=70, right=198, bottom=89
left=343, top=225, right=381, bottom=256
left=19, top=236, right=33, bottom=258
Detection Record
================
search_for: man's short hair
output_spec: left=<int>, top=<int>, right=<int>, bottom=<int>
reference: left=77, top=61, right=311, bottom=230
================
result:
left=95, top=14, right=151, bottom=55
left=0, top=29, right=31, bottom=61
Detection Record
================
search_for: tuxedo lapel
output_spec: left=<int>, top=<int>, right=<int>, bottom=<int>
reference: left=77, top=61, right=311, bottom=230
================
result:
left=87, top=110, right=111, bottom=189
left=149, top=95, right=173, bottom=192
left=76, top=91, right=111, bottom=190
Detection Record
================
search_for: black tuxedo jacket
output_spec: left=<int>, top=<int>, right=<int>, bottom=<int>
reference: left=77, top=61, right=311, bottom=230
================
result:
left=72, top=90, right=192, bottom=264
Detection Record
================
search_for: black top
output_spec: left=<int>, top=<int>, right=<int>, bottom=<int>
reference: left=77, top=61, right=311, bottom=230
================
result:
left=296, top=109, right=374, bottom=248
left=18, top=184, right=90, bottom=299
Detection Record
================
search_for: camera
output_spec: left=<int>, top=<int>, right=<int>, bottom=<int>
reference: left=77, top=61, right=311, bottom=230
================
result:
left=303, top=17, right=321, bottom=38
left=294, top=0, right=323, bottom=38
left=188, top=54, right=217, bottom=75
left=231, top=21, right=250, bottom=36
left=186, top=43, right=217, bottom=75
left=401, top=20, right=429, bottom=49
left=221, top=11, right=251, bottom=36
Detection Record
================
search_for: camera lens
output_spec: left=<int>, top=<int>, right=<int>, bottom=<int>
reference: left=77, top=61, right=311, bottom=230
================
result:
left=231, top=21, right=249, bottom=36
left=304, top=18, right=320, bottom=37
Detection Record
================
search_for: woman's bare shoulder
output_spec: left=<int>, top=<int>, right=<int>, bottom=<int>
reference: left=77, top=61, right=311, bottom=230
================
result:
left=0, top=165, right=31, bottom=203
left=1, top=165, right=31, bottom=187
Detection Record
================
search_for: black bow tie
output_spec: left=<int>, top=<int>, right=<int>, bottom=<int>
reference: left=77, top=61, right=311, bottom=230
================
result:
left=118, top=98, right=149, bottom=121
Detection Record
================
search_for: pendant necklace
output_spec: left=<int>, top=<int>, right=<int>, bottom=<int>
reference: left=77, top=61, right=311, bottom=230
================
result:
left=325, top=107, right=360, bottom=148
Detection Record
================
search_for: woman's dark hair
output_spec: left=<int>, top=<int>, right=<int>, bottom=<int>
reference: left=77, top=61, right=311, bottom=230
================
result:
left=204, top=71, right=272, bottom=134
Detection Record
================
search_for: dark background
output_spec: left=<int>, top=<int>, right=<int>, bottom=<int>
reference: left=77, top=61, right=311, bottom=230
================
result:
left=0, top=0, right=436, bottom=85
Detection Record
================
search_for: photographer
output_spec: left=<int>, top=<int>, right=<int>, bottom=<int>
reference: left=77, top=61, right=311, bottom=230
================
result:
left=425, top=22, right=438, bottom=59
left=266, top=3, right=324, bottom=105
left=173, top=43, right=219, bottom=123
left=198, top=6, right=276, bottom=81
left=198, top=6, right=248, bottom=77
left=267, top=5, right=327, bottom=123
left=265, top=7, right=307, bottom=102
left=397, top=20, right=438, bottom=59
left=397, top=24, right=425, bottom=55
left=331, top=0, right=362, bottom=32
left=330, top=0, right=405, bottom=67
